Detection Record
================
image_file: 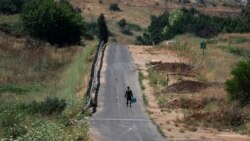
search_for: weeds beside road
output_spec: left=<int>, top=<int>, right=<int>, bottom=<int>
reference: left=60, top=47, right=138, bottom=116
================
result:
left=0, top=32, right=97, bottom=140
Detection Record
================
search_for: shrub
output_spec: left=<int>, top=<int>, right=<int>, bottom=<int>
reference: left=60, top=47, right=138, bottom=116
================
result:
left=21, top=0, right=85, bottom=46
left=225, top=59, right=250, bottom=106
left=241, top=5, right=250, bottom=23
left=84, top=22, right=98, bottom=40
left=0, top=22, right=24, bottom=37
left=4, top=125, right=27, bottom=139
left=220, top=104, right=247, bottom=127
left=109, top=3, right=121, bottom=11
left=127, top=23, right=142, bottom=32
left=25, top=97, right=67, bottom=115
left=234, top=37, right=249, bottom=43
left=0, top=0, right=26, bottom=14
left=117, top=18, right=127, bottom=28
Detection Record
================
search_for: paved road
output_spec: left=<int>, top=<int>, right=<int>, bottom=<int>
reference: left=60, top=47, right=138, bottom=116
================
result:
left=91, top=45, right=166, bottom=141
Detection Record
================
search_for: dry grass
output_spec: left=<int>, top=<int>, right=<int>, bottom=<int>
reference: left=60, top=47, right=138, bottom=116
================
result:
left=0, top=32, right=78, bottom=85
left=0, top=14, right=19, bottom=24
left=0, top=30, right=97, bottom=140
left=148, top=33, right=250, bottom=135
left=157, top=33, right=240, bottom=82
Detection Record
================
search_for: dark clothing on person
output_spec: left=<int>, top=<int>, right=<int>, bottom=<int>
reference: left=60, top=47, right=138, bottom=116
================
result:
left=125, top=89, right=133, bottom=107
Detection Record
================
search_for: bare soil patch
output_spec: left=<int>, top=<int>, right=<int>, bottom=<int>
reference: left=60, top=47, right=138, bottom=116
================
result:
left=167, top=80, right=208, bottom=93
left=153, top=62, right=194, bottom=74
left=129, top=44, right=250, bottom=141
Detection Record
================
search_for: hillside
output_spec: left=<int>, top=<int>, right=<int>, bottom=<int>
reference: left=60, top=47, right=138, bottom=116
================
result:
left=70, top=0, right=242, bottom=44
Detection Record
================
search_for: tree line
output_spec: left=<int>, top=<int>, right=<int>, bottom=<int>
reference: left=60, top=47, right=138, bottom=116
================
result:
left=136, top=7, right=250, bottom=45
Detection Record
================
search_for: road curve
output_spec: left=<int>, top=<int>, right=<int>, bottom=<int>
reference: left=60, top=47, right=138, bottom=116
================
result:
left=90, top=45, right=166, bottom=141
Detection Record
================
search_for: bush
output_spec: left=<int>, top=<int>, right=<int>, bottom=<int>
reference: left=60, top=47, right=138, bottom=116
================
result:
left=109, top=3, right=121, bottom=11
left=117, top=18, right=127, bottom=28
left=25, top=97, right=67, bottom=115
left=241, top=5, right=250, bottom=23
left=21, top=0, right=85, bottom=46
left=84, top=22, right=98, bottom=40
left=225, top=59, right=250, bottom=106
left=127, top=23, right=142, bottom=32
left=0, top=0, right=26, bottom=14
left=0, top=22, right=24, bottom=37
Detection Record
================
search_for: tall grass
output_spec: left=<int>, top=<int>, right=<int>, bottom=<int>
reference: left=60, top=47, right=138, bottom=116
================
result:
left=0, top=40, right=97, bottom=140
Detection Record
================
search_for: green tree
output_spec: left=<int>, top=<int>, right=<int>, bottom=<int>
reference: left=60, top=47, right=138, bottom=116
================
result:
left=97, top=13, right=109, bottom=43
left=0, top=0, right=26, bottom=14
left=117, top=18, right=127, bottom=28
left=21, top=0, right=85, bottom=46
left=0, top=0, right=15, bottom=14
left=109, top=3, right=121, bottom=11
left=225, top=59, right=250, bottom=106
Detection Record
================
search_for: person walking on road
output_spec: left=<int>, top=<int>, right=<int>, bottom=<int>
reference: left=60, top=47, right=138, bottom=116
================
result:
left=125, top=86, right=133, bottom=107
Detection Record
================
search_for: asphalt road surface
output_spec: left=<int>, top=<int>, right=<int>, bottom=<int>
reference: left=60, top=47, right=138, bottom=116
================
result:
left=91, top=45, right=166, bottom=141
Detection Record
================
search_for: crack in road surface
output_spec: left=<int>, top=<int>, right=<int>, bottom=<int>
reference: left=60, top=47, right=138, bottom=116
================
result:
left=91, top=45, right=166, bottom=141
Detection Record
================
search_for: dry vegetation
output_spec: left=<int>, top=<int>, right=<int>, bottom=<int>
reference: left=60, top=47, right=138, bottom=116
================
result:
left=129, top=33, right=250, bottom=140
left=0, top=31, right=97, bottom=140
left=70, top=0, right=242, bottom=45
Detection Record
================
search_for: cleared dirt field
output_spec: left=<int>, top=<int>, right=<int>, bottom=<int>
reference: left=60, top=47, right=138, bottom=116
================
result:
left=128, top=33, right=250, bottom=140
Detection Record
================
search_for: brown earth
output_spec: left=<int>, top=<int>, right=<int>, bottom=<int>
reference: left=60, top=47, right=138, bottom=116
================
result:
left=153, top=62, right=194, bottom=74
left=167, top=80, right=208, bottom=93
left=128, top=45, right=250, bottom=141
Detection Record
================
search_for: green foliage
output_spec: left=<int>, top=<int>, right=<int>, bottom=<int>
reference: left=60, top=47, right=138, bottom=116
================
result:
left=24, top=97, right=67, bottom=115
left=85, top=22, right=98, bottom=40
left=138, top=71, right=145, bottom=90
left=137, top=8, right=250, bottom=45
left=0, top=0, right=26, bottom=14
left=21, top=0, right=85, bottom=46
left=4, top=124, right=27, bottom=139
left=225, top=46, right=250, bottom=57
left=143, top=94, right=148, bottom=106
left=127, top=23, right=142, bottom=32
left=109, top=3, right=121, bottom=11
left=234, top=37, right=249, bottom=44
left=148, top=12, right=170, bottom=44
left=0, top=14, right=25, bottom=36
left=117, top=18, right=142, bottom=36
left=98, top=13, right=109, bottom=43
left=225, top=59, right=250, bottom=106
left=117, top=18, right=127, bottom=28
left=241, top=5, right=250, bottom=23
left=0, top=84, right=41, bottom=94
left=0, top=22, right=24, bottom=36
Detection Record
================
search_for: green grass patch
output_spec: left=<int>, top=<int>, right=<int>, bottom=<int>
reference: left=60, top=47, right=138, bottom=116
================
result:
left=234, top=37, right=250, bottom=44
left=0, top=14, right=24, bottom=36
left=0, top=14, right=19, bottom=24
left=55, top=43, right=96, bottom=105
left=0, top=84, right=41, bottom=94
left=143, top=93, right=148, bottom=106
left=127, top=23, right=142, bottom=32
left=138, top=71, right=145, bottom=90
left=148, top=68, right=168, bottom=87
left=225, top=46, right=250, bottom=57
left=0, top=42, right=97, bottom=140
